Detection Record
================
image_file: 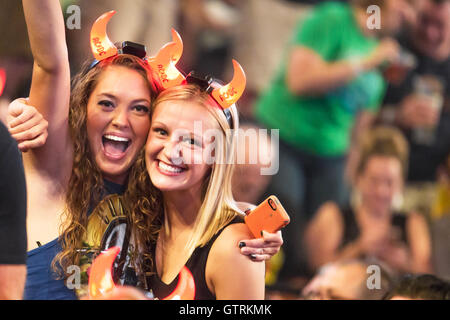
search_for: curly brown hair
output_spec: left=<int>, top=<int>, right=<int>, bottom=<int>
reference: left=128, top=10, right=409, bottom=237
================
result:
left=53, top=54, right=163, bottom=277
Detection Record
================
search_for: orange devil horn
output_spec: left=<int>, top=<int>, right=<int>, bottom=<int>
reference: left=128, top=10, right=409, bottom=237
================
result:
left=90, top=11, right=118, bottom=61
left=211, top=59, right=246, bottom=110
left=0, top=69, right=5, bottom=97
left=170, top=28, right=183, bottom=63
left=162, top=266, right=196, bottom=300
left=148, top=29, right=185, bottom=89
left=88, top=246, right=120, bottom=299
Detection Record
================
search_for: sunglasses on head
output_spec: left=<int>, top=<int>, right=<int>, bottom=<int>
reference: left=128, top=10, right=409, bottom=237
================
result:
left=185, top=71, right=234, bottom=128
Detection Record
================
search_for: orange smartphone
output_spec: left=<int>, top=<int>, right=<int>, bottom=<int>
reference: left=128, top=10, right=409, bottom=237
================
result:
left=244, top=196, right=290, bottom=238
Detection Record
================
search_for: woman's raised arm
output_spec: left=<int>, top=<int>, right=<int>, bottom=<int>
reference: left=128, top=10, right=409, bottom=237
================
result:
left=22, top=0, right=72, bottom=175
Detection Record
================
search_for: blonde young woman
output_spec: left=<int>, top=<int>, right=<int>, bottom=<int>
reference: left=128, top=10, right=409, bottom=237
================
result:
left=144, top=82, right=265, bottom=299
left=99, top=75, right=267, bottom=300
left=14, top=0, right=281, bottom=299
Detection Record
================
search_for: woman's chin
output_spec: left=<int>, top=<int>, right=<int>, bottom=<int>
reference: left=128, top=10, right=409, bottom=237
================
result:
left=98, top=163, right=131, bottom=185
left=150, top=176, right=181, bottom=192
left=371, top=204, right=392, bottom=216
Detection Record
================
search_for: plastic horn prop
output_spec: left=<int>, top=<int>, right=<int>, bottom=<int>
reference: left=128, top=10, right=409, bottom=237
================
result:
left=148, top=28, right=186, bottom=89
left=211, top=59, right=246, bottom=110
left=90, top=10, right=118, bottom=61
left=0, top=69, right=5, bottom=97
left=162, top=266, right=196, bottom=300
left=88, top=247, right=195, bottom=300
left=88, top=246, right=120, bottom=299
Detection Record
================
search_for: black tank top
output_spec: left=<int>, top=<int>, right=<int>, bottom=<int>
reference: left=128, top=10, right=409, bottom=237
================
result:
left=147, top=216, right=244, bottom=300
left=339, top=206, right=409, bottom=249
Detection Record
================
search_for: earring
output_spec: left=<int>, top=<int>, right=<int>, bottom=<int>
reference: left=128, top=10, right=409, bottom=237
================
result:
left=351, top=189, right=362, bottom=208
left=391, top=192, right=404, bottom=211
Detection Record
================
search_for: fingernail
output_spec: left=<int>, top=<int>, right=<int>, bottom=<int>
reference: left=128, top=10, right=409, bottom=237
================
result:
left=250, top=254, right=257, bottom=260
left=260, top=231, right=264, bottom=237
left=239, top=242, right=246, bottom=248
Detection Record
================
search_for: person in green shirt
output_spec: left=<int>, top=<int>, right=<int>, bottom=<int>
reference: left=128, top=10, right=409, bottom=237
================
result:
left=255, top=0, right=413, bottom=281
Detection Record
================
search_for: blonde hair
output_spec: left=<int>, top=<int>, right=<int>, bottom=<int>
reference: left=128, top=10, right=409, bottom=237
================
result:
left=357, top=126, right=409, bottom=178
left=150, top=84, right=242, bottom=260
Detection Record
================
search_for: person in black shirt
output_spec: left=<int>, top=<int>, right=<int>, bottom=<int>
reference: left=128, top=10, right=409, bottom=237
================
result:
left=380, top=0, right=450, bottom=216
left=0, top=88, right=49, bottom=299
left=0, top=121, right=27, bottom=299
left=305, top=127, right=432, bottom=276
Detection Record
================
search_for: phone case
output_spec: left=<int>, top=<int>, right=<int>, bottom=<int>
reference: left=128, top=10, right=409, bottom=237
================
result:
left=244, top=195, right=290, bottom=238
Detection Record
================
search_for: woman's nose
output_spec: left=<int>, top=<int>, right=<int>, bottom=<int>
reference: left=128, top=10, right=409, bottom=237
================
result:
left=375, top=183, right=392, bottom=199
left=112, top=106, right=130, bottom=129
left=163, top=138, right=183, bottom=165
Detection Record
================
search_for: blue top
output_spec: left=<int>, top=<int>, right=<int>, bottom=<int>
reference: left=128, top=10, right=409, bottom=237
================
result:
left=24, top=180, right=125, bottom=300
left=24, top=239, right=76, bottom=300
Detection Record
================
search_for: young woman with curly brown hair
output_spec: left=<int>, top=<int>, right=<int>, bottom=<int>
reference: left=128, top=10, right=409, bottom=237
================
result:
left=17, top=0, right=281, bottom=300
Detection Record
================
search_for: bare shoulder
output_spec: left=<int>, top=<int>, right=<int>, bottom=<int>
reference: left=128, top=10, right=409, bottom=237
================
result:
left=212, top=221, right=253, bottom=257
left=407, top=211, right=427, bottom=223
left=305, top=202, right=344, bottom=243
left=319, top=201, right=342, bottom=216
left=207, top=219, right=265, bottom=299
left=406, top=211, right=430, bottom=233
left=309, top=202, right=343, bottom=229
left=208, top=218, right=264, bottom=272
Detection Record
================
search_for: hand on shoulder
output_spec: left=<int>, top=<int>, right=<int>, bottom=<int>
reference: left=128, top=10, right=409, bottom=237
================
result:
left=207, top=222, right=265, bottom=300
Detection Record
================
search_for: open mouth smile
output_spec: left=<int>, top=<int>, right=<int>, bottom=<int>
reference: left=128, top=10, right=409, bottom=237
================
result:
left=102, top=134, right=131, bottom=160
left=157, top=160, right=186, bottom=176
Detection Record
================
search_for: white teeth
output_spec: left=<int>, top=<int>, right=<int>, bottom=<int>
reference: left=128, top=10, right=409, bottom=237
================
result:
left=159, top=161, right=183, bottom=173
left=104, top=135, right=130, bottom=142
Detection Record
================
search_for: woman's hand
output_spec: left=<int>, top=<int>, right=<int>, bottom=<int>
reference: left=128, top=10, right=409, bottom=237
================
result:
left=238, top=230, right=283, bottom=262
left=397, top=94, right=441, bottom=129
left=376, top=242, right=410, bottom=271
left=7, top=98, right=48, bottom=152
left=356, top=226, right=390, bottom=257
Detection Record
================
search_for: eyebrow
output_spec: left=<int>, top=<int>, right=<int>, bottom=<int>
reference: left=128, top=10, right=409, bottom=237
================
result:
left=97, top=93, right=150, bottom=104
left=152, top=122, right=204, bottom=141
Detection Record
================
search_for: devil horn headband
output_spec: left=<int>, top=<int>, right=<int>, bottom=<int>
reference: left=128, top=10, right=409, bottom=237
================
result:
left=148, top=28, right=186, bottom=89
left=210, top=59, right=246, bottom=110
left=89, top=12, right=186, bottom=88
left=89, top=11, right=246, bottom=109
left=90, top=10, right=118, bottom=61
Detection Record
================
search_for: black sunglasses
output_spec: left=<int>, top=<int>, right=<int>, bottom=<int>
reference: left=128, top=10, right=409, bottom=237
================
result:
left=185, top=71, right=234, bottom=129
left=89, top=41, right=147, bottom=69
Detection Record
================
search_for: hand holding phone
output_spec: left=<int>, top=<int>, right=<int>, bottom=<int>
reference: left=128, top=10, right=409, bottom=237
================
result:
left=244, top=196, right=290, bottom=238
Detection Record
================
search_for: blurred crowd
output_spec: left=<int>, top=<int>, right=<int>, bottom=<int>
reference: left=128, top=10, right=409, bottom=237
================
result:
left=1, top=0, right=450, bottom=300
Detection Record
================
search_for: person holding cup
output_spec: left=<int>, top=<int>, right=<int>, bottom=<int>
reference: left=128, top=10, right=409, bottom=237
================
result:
left=380, top=0, right=450, bottom=217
